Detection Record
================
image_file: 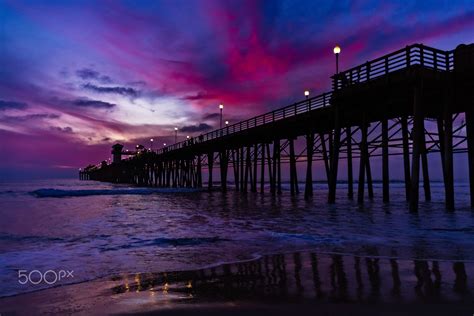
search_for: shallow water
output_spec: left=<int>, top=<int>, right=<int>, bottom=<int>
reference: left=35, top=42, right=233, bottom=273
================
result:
left=0, top=179, right=473, bottom=297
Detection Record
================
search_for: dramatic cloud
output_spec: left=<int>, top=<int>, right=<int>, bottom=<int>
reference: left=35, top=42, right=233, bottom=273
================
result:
left=82, top=83, right=139, bottom=97
left=0, top=0, right=472, bottom=179
left=76, top=68, right=112, bottom=84
left=0, top=113, right=60, bottom=122
left=180, top=123, right=213, bottom=133
left=0, top=100, right=28, bottom=111
left=202, top=113, right=220, bottom=120
left=50, top=126, right=73, bottom=133
left=181, top=92, right=215, bottom=101
left=71, top=99, right=116, bottom=109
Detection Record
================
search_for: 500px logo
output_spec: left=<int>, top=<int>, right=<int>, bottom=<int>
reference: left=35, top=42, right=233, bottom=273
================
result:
left=18, top=269, right=74, bottom=285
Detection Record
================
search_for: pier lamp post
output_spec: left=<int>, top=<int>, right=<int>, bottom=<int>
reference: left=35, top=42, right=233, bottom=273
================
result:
left=304, top=90, right=310, bottom=99
left=333, top=45, right=341, bottom=74
left=174, top=127, right=178, bottom=143
left=163, top=143, right=166, bottom=147
left=219, top=104, right=224, bottom=129
left=150, top=138, right=154, bottom=151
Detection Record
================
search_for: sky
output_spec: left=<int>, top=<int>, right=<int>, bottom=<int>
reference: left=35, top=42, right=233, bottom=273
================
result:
left=0, top=0, right=473, bottom=180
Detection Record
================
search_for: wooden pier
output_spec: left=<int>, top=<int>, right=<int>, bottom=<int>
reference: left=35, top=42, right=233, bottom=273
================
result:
left=82, top=43, right=474, bottom=212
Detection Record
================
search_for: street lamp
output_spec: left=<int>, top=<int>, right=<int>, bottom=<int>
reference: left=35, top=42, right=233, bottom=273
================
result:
left=225, top=120, right=229, bottom=126
left=333, top=45, right=341, bottom=74
left=174, top=127, right=178, bottom=143
left=304, top=90, right=310, bottom=99
left=219, top=104, right=224, bottom=129
left=186, top=135, right=190, bottom=139
left=150, top=138, right=154, bottom=151
left=163, top=143, right=167, bottom=147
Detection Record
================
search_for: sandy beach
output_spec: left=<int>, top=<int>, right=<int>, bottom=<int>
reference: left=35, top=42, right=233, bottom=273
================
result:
left=2, top=251, right=474, bottom=315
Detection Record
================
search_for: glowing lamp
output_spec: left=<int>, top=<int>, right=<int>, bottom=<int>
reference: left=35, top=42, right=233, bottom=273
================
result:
left=333, top=45, right=341, bottom=54
left=304, top=90, right=310, bottom=97
left=219, top=104, right=224, bottom=109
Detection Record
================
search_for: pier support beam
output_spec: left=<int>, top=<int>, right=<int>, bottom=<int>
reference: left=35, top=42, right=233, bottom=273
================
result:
left=421, top=134, right=431, bottom=201
left=346, top=127, right=354, bottom=199
left=220, top=150, right=228, bottom=192
left=401, top=117, right=411, bottom=201
left=260, top=143, right=265, bottom=193
left=382, top=119, right=390, bottom=203
left=444, top=110, right=455, bottom=210
left=289, top=138, right=299, bottom=196
left=358, top=119, right=368, bottom=204
left=320, top=134, right=331, bottom=186
left=207, top=152, right=214, bottom=190
left=305, top=133, right=314, bottom=199
left=252, top=144, right=258, bottom=193
left=232, top=149, right=239, bottom=191
left=328, top=106, right=341, bottom=204
left=409, top=84, right=423, bottom=212
left=466, top=110, right=474, bottom=209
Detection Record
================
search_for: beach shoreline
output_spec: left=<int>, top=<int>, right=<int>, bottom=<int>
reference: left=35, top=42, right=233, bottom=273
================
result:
left=1, top=250, right=474, bottom=315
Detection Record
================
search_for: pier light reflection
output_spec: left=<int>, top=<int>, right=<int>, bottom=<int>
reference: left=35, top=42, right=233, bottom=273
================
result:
left=110, top=252, right=472, bottom=305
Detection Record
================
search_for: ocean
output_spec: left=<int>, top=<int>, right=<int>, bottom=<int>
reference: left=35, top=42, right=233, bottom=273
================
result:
left=1, top=179, right=474, bottom=298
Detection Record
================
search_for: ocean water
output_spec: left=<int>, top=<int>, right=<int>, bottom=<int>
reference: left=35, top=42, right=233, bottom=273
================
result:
left=0, top=179, right=473, bottom=298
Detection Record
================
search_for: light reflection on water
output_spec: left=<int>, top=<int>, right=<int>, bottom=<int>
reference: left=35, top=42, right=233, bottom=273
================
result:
left=0, top=179, right=473, bottom=297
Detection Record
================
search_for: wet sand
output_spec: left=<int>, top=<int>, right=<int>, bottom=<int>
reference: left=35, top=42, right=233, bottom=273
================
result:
left=1, top=251, right=474, bottom=315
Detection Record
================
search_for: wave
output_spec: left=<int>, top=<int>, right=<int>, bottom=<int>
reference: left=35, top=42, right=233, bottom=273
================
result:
left=100, top=236, right=228, bottom=252
left=31, top=188, right=201, bottom=198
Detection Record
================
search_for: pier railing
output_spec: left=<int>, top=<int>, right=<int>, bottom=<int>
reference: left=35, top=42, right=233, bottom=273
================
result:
left=157, top=91, right=333, bottom=154
left=332, top=44, right=454, bottom=90
left=153, top=43, right=453, bottom=156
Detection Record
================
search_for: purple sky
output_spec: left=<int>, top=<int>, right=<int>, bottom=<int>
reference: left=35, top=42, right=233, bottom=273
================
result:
left=0, top=0, right=473, bottom=180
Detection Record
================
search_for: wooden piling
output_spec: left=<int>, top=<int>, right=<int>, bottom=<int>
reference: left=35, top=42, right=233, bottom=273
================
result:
left=444, top=109, right=454, bottom=210
left=289, top=138, right=298, bottom=196
left=328, top=106, right=341, bottom=204
left=358, top=119, right=368, bottom=204
left=421, top=134, right=431, bottom=201
left=409, top=84, right=423, bottom=212
left=346, top=127, right=354, bottom=199
left=401, top=117, right=411, bottom=201
left=260, top=143, right=265, bottom=193
left=252, top=144, right=258, bottom=192
left=207, top=152, right=214, bottom=190
left=382, top=119, right=390, bottom=203
left=466, top=110, right=474, bottom=208
left=320, top=133, right=331, bottom=186
left=305, top=133, right=314, bottom=199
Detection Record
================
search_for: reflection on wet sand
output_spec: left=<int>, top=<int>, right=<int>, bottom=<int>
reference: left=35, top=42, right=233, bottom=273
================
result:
left=111, top=252, right=473, bottom=304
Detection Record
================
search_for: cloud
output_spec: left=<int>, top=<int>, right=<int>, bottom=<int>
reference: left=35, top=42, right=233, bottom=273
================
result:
left=181, top=92, right=215, bottom=101
left=82, top=83, right=139, bottom=97
left=180, top=123, right=212, bottom=133
left=202, top=113, right=220, bottom=120
left=0, top=113, right=60, bottom=123
left=76, top=68, right=112, bottom=83
left=71, top=98, right=116, bottom=109
left=50, top=126, right=73, bottom=134
left=0, top=100, right=28, bottom=111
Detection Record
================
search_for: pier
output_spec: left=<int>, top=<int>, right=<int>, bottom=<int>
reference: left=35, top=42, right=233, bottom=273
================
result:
left=81, top=43, right=474, bottom=212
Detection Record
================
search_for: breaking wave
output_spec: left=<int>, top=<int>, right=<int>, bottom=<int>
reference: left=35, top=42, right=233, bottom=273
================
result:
left=31, top=188, right=201, bottom=198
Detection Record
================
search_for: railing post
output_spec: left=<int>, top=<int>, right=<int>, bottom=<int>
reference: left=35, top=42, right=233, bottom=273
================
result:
left=406, top=45, right=411, bottom=67
left=434, top=52, right=438, bottom=70
left=366, top=62, right=371, bottom=81
left=420, top=44, right=424, bottom=66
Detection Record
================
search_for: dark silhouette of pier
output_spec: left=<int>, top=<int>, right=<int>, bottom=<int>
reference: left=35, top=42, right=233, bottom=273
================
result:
left=81, top=43, right=474, bottom=212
